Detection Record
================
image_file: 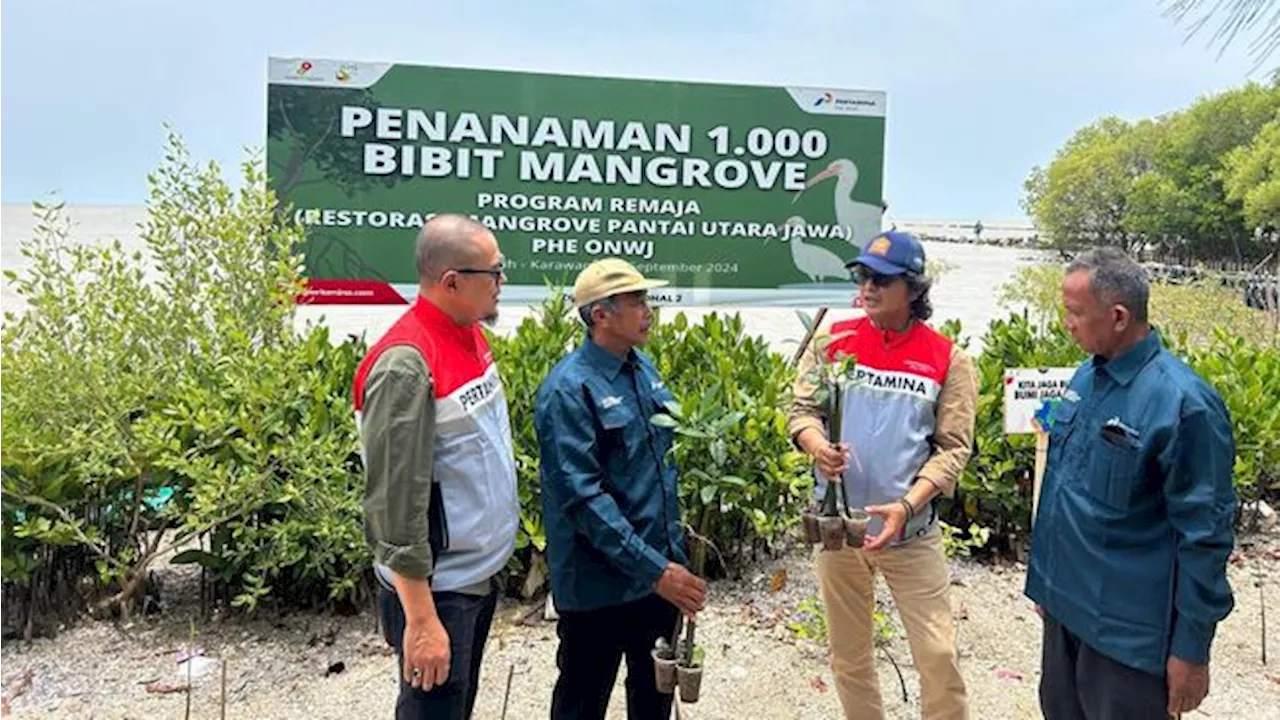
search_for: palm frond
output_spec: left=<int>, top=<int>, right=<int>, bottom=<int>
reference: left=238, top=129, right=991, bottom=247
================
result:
left=1162, top=0, right=1280, bottom=70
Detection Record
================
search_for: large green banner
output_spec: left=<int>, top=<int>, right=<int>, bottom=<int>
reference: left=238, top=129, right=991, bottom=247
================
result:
left=266, top=57, right=886, bottom=306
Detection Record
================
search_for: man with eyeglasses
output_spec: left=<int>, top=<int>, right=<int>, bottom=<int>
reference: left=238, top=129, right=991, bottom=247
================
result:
left=534, top=258, right=708, bottom=720
left=788, top=230, right=978, bottom=720
left=353, top=213, right=518, bottom=719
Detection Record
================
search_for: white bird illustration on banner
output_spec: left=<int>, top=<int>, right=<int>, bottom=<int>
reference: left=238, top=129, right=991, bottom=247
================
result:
left=792, top=158, right=884, bottom=246
left=768, top=216, right=851, bottom=284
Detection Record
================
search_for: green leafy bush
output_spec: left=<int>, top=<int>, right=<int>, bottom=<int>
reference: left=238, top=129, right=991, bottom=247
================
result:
left=1183, top=330, right=1280, bottom=518
left=484, top=289, right=580, bottom=594
left=995, top=260, right=1279, bottom=498
left=645, top=312, right=814, bottom=577
left=161, top=324, right=369, bottom=613
left=999, top=261, right=1277, bottom=347
left=4, top=132, right=1274, bottom=637
left=489, top=304, right=812, bottom=590
left=939, top=277, right=1279, bottom=554
left=1, top=133, right=369, bottom=636
left=936, top=313, right=1086, bottom=553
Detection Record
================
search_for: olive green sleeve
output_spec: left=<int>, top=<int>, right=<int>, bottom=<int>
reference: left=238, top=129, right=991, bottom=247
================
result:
left=359, top=345, right=436, bottom=580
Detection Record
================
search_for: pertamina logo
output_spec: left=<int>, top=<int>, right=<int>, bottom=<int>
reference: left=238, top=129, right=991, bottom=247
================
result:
left=806, top=90, right=881, bottom=115
left=294, top=60, right=314, bottom=77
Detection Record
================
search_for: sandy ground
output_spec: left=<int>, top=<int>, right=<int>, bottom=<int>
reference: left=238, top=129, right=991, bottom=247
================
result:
left=3, top=535, right=1279, bottom=720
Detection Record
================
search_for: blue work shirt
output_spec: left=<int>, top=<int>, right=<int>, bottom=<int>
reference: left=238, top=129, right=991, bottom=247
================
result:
left=534, top=338, right=688, bottom=613
left=1025, top=331, right=1237, bottom=677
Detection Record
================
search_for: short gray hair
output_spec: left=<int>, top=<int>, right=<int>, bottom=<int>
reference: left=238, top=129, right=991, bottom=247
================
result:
left=415, top=214, right=491, bottom=284
left=578, top=296, right=618, bottom=329
left=1066, top=247, right=1150, bottom=323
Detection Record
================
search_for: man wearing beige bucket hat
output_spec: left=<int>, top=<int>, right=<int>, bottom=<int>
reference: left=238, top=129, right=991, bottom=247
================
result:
left=534, top=258, right=708, bottom=720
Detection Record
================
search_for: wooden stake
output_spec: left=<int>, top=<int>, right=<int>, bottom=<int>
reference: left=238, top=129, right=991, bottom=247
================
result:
left=500, top=663, right=514, bottom=719
left=791, top=308, right=829, bottom=367
left=184, top=621, right=194, bottom=720
left=1031, top=430, right=1049, bottom=527
left=221, top=656, right=228, bottom=720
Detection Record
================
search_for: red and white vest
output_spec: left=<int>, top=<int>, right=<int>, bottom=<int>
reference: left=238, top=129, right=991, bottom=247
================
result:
left=352, top=296, right=518, bottom=591
left=824, top=317, right=954, bottom=545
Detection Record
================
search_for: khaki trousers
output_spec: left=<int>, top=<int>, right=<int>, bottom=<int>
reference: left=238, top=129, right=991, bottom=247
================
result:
left=815, top=530, right=968, bottom=720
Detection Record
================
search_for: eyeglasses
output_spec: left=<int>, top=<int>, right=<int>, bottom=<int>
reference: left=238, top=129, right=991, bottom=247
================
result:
left=452, top=264, right=505, bottom=281
left=854, top=268, right=900, bottom=287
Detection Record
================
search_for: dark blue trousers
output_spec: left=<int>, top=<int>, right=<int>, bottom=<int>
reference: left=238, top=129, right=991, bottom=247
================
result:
left=379, top=585, right=497, bottom=720
left=550, top=593, right=679, bottom=720
left=1040, top=614, right=1171, bottom=720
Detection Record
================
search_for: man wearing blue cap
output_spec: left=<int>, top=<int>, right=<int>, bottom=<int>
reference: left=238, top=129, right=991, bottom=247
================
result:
left=789, top=230, right=978, bottom=720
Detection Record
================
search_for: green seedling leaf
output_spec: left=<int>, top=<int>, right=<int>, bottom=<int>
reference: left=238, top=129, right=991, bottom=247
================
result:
left=710, top=439, right=727, bottom=467
left=662, top=400, right=684, bottom=419
left=687, top=469, right=713, bottom=484
left=170, top=549, right=226, bottom=570
left=796, top=310, right=814, bottom=334
left=675, top=427, right=711, bottom=439
left=650, top=413, right=679, bottom=429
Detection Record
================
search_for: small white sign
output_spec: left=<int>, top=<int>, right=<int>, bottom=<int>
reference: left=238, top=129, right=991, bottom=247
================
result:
left=1003, top=367, right=1076, bottom=434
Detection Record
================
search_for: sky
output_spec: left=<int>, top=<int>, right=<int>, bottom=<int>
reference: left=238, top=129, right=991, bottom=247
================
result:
left=0, top=0, right=1269, bottom=222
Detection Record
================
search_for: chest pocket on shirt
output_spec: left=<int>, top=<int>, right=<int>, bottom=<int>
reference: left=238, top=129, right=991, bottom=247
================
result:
left=597, top=404, right=639, bottom=468
left=1091, top=426, right=1143, bottom=512
left=597, top=402, right=660, bottom=515
left=597, top=402, right=635, bottom=429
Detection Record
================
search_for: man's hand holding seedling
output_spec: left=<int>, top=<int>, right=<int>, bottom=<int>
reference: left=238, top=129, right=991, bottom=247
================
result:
left=656, top=562, right=707, bottom=619
left=797, top=427, right=850, bottom=479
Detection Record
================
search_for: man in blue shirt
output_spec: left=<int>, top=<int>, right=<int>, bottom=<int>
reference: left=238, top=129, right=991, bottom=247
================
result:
left=1025, top=247, right=1237, bottom=719
left=535, top=258, right=707, bottom=720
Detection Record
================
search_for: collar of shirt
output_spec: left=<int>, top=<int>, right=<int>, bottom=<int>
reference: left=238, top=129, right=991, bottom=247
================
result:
left=866, top=317, right=918, bottom=349
left=581, top=337, right=638, bottom=380
left=1093, top=329, right=1163, bottom=386
left=412, top=294, right=478, bottom=350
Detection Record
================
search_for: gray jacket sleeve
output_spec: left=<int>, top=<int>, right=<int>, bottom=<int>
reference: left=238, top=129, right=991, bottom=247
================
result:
left=359, top=345, right=436, bottom=580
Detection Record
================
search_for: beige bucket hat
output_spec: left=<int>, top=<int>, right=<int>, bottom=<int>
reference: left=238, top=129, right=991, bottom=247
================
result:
left=572, top=258, right=670, bottom=309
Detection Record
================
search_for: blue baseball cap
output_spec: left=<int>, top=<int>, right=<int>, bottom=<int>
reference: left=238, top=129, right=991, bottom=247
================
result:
left=847, top=230, right=926, bottom=276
